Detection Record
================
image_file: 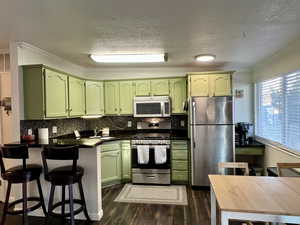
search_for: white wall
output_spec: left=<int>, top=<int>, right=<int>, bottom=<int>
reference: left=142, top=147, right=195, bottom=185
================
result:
left=232, top=71, right=254, bottom=123
left=252, top=37, right=300, bottom=164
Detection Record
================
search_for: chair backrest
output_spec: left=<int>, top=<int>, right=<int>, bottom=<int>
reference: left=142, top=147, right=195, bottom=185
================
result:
left=41, top=145, right=79, bottom=177
left=277, top=163, right=300, bottom=177
left=218, top=162, right=249, bottom=176
left=0, top=145, right=29, bottom=174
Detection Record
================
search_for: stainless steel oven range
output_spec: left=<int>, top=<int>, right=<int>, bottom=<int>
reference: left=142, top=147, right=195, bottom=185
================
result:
left=131, top=120, right=171, bottom=185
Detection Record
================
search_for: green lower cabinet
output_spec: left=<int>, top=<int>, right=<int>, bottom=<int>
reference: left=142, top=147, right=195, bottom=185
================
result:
left=171, top=140, right=189, bottom=184
left=101, top=150, right=122, bottom=186
left=101, top=140, right=131, bottom=187
left=172, top=170, right=188, bottom=182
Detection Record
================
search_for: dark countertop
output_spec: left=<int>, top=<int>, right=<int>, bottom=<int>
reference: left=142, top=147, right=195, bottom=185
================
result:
left=235, top=140, right=265, bottom=148
left=14, top=129, right=188, bottom=148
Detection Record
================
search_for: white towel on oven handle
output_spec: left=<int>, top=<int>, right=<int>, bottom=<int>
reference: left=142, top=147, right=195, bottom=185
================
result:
left=154, top=145, right=167, bottom=164
left=137, top=145, right=150, bottom=164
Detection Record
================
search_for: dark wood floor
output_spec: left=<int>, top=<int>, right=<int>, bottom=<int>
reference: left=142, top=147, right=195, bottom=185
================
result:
left=1, top=184, right=211, bottom=225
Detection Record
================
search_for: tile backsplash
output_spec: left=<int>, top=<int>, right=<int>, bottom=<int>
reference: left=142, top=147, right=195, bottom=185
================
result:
left=20, top=115, right=187, bottom=138
left=20, top=118, right=87, bottom=138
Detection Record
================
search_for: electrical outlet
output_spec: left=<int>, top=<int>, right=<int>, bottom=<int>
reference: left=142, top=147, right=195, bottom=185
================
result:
left=128, top=121, right=132, bottom=127
left=180, top=120, right=185, bottom=127
left=28, top=129, right=32, bottom=135
left=52, top=126, right=57, bottom=134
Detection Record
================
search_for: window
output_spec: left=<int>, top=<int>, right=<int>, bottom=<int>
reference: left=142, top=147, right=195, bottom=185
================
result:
left=256, top=72, right=300, bottom=153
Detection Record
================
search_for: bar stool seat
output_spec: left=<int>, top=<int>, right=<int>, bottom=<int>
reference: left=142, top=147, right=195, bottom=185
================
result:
left=46, top=165, right=84, bottom=185
left=3, top=164, right=42, bottom=183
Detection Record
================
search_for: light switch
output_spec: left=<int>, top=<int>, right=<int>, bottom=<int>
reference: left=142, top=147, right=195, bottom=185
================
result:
left=180, top=120, right=185, bottom=127
left=128, top=121, right=132, bottom=127
left=52, top=126, right=57, bottom=134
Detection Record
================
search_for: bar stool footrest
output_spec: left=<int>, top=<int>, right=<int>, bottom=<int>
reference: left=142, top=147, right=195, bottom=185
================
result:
left=49, top=199, right=85, bottom=218
left=7, top=197, right=42, bottom=215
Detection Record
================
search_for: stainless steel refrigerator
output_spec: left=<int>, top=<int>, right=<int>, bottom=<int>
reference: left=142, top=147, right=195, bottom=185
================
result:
left=190, top=96, right=234, bottom=186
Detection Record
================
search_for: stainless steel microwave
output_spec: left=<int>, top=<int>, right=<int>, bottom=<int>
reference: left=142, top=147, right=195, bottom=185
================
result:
left=133, top=96, right=171, bottom=117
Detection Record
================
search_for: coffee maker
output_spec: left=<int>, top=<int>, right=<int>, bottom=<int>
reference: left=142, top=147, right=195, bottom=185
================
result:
left=235, top=123, right=254, bottom=146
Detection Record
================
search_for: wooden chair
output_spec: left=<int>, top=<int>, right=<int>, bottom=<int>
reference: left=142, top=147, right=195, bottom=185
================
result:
left=277, top=163, right=300, bottom=177
left=218, top=162, right=250, bottom=176
left=218, top=162, right=252, bottom=225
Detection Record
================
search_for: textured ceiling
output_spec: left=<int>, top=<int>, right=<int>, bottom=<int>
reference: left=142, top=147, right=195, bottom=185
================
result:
left=1, top=0, right=300, bottom=69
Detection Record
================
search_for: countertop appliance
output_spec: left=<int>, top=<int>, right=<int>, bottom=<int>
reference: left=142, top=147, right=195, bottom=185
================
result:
left=235, top=122, right=254, bottom=146
left=190, top=96, right=234, bottom=186
left=134, top=96, right=170, bottom=117
left=131, top=120, right=171, bottom=184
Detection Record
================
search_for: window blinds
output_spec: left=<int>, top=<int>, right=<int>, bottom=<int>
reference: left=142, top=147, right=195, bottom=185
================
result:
left=256, top=72, right=300, bottom=152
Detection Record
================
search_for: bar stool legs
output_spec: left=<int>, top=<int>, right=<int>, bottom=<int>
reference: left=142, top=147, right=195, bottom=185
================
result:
left=69, top=184, right=75, bottom=225
left=1, top=182, right=11, bottom=225
left=37, top=178, right=48, bottom=216
left=0, top=179, right=47, bottom=225
left=22, top=182, right=28, bottom=225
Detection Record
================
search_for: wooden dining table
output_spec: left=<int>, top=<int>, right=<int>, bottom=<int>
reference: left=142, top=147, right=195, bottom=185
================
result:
left=209, top=175, right=300, bottom=225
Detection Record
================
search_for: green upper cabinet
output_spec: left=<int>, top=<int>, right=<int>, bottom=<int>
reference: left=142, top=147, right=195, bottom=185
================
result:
left=135, top=80, right=151, bottom=96
left=68, top=76, right=85, bottom=117
left=169, top=78, right=187, bottom=114
left=189, top=75, right=209, bottom=97
left=151, top=79, right=169, bottom=96
left=188, top=72, right=233, bottom=97
left=104, top=81, right=120, bottom=115
left=44, top=68, right=69, bottom=118
left=211, top=74, right=232, bottom=96
left=119, top=81, right=134, bottom=115
left=85, top=81, right=104, bottom=115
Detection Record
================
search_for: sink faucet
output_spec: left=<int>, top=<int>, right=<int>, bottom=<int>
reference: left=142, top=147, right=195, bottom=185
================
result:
left=94, top=127, right=101, bottom=136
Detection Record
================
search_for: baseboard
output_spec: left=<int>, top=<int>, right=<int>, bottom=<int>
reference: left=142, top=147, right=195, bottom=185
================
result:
left=18, top=207, right=104, bottom=221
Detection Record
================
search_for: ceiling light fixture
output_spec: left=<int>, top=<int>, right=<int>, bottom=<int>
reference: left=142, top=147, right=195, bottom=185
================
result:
left=195, top=54, right=216, bottom=62
left=90, top=53, right=167, bottom=63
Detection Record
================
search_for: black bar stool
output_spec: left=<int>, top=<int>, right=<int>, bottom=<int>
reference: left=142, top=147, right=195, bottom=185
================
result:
left=41, top=145, right=91, bottom=225
left=0, top=145, right=47, bottom=225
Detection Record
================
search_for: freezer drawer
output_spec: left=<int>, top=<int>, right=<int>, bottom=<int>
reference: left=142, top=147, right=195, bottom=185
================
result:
left=191, top=125, right=233, bottom=186
left=191, top=97, right=233, bottom=125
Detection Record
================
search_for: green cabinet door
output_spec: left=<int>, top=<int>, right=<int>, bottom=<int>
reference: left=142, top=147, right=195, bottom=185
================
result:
left=68, top=76, right=85, bottom=117
left=99, top=82, right=105, bottom=115
left=104, top=81, right=120, bottom=115
left=169, top=78, right=187, bottom=114
left=151, top=79, right=169, bottom=96
left=85, top=81, right=104, bottom=115
left=135, top=80, right=151, bottom=96
left=44, top=68, right=69, bottom=118
left=119, top=81, right=134, bottom=115
left=121, top=141, right=131, bottom=181
left=101, top=150, right=122, bottom=185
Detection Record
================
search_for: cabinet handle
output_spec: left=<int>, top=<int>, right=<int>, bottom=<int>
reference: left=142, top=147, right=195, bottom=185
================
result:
left=115, top=108, right=118, bottom=112
left=105, top=153, right=120, bottom=157
left=69, top=108, right=72, bottom=112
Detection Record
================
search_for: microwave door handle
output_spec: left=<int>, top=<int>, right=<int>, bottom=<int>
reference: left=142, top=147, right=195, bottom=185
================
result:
left=161, top=102, right=165, bottom=117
